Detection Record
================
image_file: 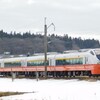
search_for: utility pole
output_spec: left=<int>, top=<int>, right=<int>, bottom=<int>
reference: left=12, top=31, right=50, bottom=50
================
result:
left=44, top=17, right=47, bottom=79
left=44, top=17, right=55, bottom=79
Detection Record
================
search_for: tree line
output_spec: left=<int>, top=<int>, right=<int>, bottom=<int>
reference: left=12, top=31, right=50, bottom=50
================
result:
left=0, top=30, right=99, bottom=55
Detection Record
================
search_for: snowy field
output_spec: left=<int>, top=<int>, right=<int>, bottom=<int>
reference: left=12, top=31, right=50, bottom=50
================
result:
left=0, top=78, right=100, bottom=100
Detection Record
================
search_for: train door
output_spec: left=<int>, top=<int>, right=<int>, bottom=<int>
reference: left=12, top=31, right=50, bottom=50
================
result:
left=83, top=57, right=87, bottom=64
left=83, top=56, right=89, bottom=64
left=0, top=61, right=4, bottom=68
left=48, top=58, right=56, bottom=77
left=21, top=59, right=27, bottom=67
left=49, top=58, right=56, bottom=66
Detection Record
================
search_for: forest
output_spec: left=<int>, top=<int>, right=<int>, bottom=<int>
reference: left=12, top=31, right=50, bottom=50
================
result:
left=0, top=30, right=99, bottom=55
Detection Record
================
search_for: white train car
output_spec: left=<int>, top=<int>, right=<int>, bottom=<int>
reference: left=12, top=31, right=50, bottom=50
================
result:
left=0, top=49, right=99, bottom=68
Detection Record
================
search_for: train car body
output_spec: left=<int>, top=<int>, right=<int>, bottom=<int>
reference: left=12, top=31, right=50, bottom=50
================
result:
left=0, top=49, right=100, bottom=77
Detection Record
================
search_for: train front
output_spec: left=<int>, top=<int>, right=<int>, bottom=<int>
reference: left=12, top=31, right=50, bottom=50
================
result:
left=90, top=49, right=100, bottom=76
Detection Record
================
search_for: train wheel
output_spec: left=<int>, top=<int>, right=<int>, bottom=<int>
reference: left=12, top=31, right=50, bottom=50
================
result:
left=80, top=71, right=83, bottom=76
left=68, top=71, right=72, bottom=77
left=72, top=71, right=75, bottom=77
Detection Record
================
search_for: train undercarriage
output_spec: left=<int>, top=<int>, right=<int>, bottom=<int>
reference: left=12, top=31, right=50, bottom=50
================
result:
left=0, top=70, right=99, bottom=78
left=0, top=64, right=100, bottom=78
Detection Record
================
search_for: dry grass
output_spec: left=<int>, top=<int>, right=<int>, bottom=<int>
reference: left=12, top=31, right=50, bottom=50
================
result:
left=0, top=92, right=25, bottom=97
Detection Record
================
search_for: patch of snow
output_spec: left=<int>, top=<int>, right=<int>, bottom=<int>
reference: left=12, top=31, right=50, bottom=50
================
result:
left=0, top=78, right=100, bottom=100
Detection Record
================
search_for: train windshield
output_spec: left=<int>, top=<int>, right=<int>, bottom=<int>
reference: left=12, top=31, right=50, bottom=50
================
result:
left=96, top=54, right=100, bottom=60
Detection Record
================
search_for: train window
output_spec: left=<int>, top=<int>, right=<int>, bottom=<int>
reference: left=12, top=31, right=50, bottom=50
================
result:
left=56, top=59, right=63, bottom=65
left=90, top=51, right=95, bottom=55
left=27, top=60, right=49, bottom=66
left=72, top=59, right=76, bottom=64
left=79, top=58, right=83, bottom=64
left=66, top=59, right=70, bottom=64
left=56, top=58, right=83, bottom=66
left=96, top=54, right=100, bottom=60
left=5, top=62, right=21, bottom=67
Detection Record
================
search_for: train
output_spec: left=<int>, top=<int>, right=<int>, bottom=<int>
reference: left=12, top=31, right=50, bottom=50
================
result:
left=0, top=48, right=100, bottom=77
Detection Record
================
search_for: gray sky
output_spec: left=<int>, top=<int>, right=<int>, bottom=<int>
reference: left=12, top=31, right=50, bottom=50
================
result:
left=0, top=0, right=100, bottom=40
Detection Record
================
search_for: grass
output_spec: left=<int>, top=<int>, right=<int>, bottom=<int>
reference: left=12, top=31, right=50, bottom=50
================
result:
left=0, top=92, right=25, bottom=97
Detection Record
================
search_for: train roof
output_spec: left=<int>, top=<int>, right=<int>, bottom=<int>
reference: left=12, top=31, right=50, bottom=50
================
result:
left=0, top=48, right=100, bottom=62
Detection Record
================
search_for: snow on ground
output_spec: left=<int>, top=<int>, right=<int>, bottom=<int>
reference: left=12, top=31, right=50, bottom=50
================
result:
left=0, top=78, right=100, bottom=100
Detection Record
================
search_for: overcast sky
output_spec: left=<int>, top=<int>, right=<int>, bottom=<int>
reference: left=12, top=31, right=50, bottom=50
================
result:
left=0, top=0, right=100, bottom=40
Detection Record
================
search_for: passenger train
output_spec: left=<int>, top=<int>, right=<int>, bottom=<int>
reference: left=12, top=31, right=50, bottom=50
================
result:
left=0, top=48, right=100, bottom=77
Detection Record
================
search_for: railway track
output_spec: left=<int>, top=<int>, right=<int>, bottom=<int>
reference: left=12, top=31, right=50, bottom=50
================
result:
left=0, top=75, right=99, bottom=82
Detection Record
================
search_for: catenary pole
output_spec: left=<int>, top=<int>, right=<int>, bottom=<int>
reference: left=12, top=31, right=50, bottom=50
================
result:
left=44, top=17, right=47, bottom=79
left=44, top=17, right=55, bottom=79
